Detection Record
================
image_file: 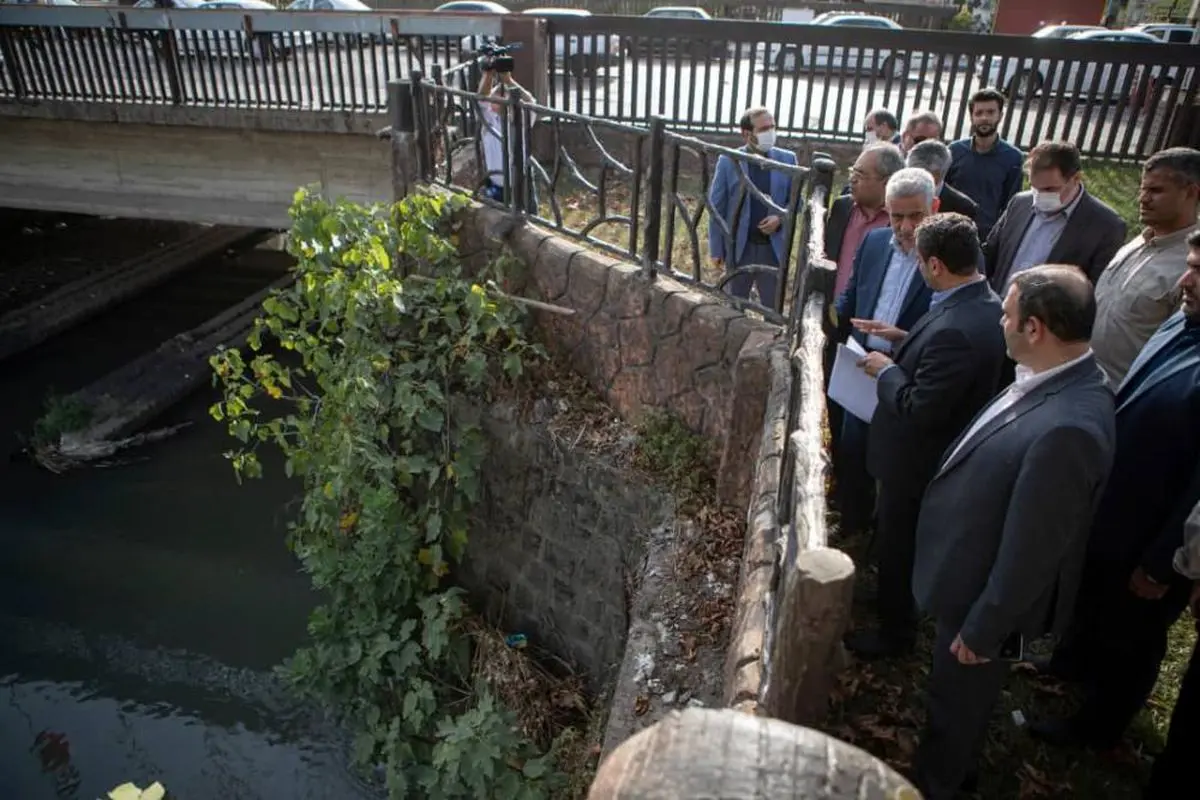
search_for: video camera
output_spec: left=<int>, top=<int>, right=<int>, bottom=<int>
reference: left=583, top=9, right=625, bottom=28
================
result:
left=476, top=41, right=522, bottom=74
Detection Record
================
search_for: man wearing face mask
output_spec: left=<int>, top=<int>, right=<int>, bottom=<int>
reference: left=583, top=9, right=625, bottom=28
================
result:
left=846, top=213, right=1007, bottom=658
left=983, top=141, right=1126, bottom=296
left=945, top=88, right=1024, bottom=240
left=863, top=109, right=900, bottom=149
left=708, top=107, right=798, bottom=309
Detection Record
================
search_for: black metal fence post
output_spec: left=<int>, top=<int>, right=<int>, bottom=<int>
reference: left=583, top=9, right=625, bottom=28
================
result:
left=409, top=70, right=430, bottom=181
left=0, top=29, right=25, bottom=99
left=642, top=115, right=666, bottom=280
left=510, top=89, right=527, bottom=218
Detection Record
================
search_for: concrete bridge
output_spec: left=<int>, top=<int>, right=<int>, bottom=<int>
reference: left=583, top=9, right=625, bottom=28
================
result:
left=0, top=6, right=534, bottom=226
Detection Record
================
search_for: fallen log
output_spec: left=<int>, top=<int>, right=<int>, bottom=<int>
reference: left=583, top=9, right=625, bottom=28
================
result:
left=588, top=708, right=920, bottom=799
left=0, top=225, right=269, bottom=363
left=32, top=273, right=293, bottom=471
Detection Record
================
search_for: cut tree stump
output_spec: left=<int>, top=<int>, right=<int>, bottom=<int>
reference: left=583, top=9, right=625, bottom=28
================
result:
left=588, top=707, right=920, bottom=799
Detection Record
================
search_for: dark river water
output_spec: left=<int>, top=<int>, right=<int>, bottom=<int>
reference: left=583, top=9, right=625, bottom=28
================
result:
left=0, top=215, right=379, bottom=799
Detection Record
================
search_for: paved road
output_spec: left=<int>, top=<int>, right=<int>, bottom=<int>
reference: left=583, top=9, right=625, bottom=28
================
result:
left=0, top=33, right=1164, bottom=156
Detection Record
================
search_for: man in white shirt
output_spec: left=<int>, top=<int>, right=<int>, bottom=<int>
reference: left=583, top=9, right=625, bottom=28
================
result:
left=477, top=69, right=537, bottom=212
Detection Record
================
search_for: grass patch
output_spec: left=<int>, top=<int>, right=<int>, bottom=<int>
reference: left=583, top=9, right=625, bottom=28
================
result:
left=31, top=390, right=92, bottom=449
left=632, top=409, right=717, bottom=502
left=1081, top=159, right=1142, bottom=232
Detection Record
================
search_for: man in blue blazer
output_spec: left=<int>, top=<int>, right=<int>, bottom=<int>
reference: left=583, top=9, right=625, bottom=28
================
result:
left=830, top=168, right=938, bottom=536
left=707, top=107, right=798, bottom=311
left=1031, top=229, right=1200, bottom=760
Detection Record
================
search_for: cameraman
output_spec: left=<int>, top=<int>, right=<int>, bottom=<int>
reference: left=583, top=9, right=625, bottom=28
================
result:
left=477, top=67, right=538, bottom=213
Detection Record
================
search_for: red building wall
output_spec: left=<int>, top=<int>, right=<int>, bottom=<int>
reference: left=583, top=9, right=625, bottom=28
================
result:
left=992, top=0, right=1108, bottom=35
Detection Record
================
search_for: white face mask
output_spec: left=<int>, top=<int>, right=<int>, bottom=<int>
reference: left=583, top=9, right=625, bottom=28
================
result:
left=1032, top=188, right=1065, bottom=214
left=754, top=129, right=776, bottom=152
left=863, top=130, right=878, bottom=147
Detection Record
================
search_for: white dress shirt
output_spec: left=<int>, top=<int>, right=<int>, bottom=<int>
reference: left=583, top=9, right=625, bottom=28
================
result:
left=942, top=349, right=1095, bottom=468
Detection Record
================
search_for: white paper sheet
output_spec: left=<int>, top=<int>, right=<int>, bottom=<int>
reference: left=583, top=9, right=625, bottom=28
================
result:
left=828, top=337, right=878, bottom=423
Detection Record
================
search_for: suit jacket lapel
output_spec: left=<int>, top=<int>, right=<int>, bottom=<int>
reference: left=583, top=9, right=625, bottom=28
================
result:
left=896, top=254, right=928, bottom=322
left=1118, top=313, right=1184, bottom=404
left=1117, top=327, right=1198, bottom=413
left=1047, top=192, right=1091, bottom=264
left=936, top=359, right=1093, bottom=478
left=898, top=281, right=987, bottom=360
left=997, top=202, right=1034, bottom=289
left=860, top=236, right=889, bottom=319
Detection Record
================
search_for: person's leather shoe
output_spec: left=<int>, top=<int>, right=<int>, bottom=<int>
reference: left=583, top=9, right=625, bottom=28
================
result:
left=845, top=628, right=915, bottom=660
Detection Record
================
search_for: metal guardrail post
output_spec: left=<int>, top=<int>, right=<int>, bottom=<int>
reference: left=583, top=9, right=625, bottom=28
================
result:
left=641, top=115, right=666, bottom=280
left=388, top=77, right=414, bottom=135
left=510, top=90, right=527, bottom=218
left=0, top=28, right=24, bottom=99
left=409, top=70, right=430, bottom=181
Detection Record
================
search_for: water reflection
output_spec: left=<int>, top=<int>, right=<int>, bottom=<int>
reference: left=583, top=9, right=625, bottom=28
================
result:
left=0, top=225, right=378, bottom=798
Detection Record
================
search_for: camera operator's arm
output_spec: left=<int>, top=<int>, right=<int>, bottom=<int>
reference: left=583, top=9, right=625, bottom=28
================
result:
left=499, top=73, right=536, bottom=104
left=477, top=70, right=495, bottom=97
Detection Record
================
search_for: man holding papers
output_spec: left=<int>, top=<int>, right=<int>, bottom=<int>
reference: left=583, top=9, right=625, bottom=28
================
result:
left=831, top=168, right=938, bottom=537
left=843, top=213, right=1007, bottom=659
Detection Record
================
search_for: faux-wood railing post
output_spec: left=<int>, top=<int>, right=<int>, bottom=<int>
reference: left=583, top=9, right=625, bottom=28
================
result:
left=386, top=76, right=421, bottom=207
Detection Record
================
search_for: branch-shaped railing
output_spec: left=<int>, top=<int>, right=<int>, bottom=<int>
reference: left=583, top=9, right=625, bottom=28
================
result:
left=405, top=75, right=832, bottom=328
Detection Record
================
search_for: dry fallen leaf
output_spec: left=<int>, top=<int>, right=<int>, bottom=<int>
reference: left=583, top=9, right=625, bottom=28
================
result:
left=634, top=695, right=651, bottom=717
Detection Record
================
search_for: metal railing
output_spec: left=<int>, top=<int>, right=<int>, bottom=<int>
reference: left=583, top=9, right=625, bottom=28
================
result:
left=406, top=74, right=830, bottom=325
left=367, top=0, right=962, bottom=28
left=3, top=8, right=1198, bottom=158
left=544, top=15, right=1200, bottom=159
left=0, top=6, right=494, bottom=111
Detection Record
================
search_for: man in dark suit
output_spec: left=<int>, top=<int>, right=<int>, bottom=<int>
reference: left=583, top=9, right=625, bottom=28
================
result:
left=984, top=141, right=1127, bottom=293
left=831, top=168, right=938, bottom=536
left=906, top=140, right=979, bottom=221
left=910, top=264, right=1117, bottom=798
left=845, top=213, right=1007, bottom=658
left=1030, top=230, right=1200, bottom=755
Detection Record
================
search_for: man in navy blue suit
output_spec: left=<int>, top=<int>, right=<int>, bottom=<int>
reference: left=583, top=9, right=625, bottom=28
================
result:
left=831, top=168, right=938, bottom=536
left=1031, top=229, right=1200, bottom=760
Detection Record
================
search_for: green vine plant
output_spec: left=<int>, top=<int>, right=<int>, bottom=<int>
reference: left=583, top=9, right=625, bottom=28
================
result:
left=209, top=187, right=558, bottom=798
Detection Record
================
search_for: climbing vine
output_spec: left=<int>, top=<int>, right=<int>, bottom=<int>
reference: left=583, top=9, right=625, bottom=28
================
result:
left=209, top=188, right=555, bottom=798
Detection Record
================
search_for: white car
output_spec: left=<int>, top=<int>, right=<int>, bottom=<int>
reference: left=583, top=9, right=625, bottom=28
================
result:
left=459, top=7, right=621, bottom=76
left=1124, top=22, right=1197, bottom=43
left=435, top=0, right=510, bottom=11
left=981, top=27, right=1164, bottom=99
left=1027, top=23, right=1107, bottom=40
left=770, top=13, right=910, bottom=78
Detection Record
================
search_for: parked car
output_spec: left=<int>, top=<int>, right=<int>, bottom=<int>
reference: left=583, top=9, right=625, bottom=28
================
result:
left=632, top=6, right=726, bottom=59
left=1028, top=23, right=1107, bottom=39
left=458, top=7, right=621, bottom=76
left=434, top=0, right=510, bottom=11
left=167, top=0, right=302, bottom=61
left=981, top=26, right=1165, bottom=100
left=1124, top=22, right=1197, bottom=43
left=770, top=13, right=910, bottom=77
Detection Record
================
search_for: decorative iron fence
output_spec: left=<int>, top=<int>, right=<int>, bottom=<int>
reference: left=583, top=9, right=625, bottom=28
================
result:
left=1, top=7, right=1197, bottom=157
left=406, top=74, right=832, bottom=325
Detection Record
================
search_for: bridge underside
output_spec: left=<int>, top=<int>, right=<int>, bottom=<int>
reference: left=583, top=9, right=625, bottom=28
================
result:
left=0, top=114, right=394, bottom=229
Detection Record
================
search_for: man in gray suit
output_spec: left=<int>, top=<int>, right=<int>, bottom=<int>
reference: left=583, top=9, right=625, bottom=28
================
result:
left=910, top=265, right=1118, bottom=799
left=983, top=141, right=1127, bottom=293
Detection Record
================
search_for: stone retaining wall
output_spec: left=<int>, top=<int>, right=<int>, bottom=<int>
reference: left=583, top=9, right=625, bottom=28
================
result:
left=457, top=204, right=782, bottom=511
